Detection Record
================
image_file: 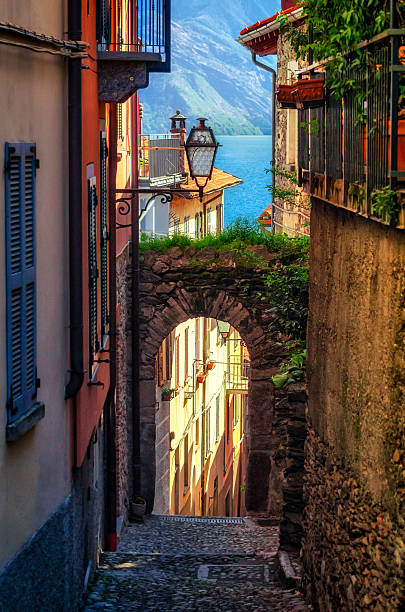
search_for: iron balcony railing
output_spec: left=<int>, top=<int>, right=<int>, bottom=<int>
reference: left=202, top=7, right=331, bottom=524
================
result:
left=97, top=0, right=170, bottom=60
left=139, top=133, right=184, bottom=185
left=297, top=28, right=405, bottom=226
left=226, top=360, right=250, bottom=394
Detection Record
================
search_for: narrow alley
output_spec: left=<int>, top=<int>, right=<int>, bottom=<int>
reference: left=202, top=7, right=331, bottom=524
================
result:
left=83, top=516, right=308, bottom=611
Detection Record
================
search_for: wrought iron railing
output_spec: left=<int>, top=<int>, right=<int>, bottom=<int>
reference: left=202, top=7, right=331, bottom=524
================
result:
left=298, top=29, right=404, bottom=223
left=226, top=360, right=250, bottom=393
left=139, top=133, right=183, bottom=184
left=97, top=0, right=170, bottom=57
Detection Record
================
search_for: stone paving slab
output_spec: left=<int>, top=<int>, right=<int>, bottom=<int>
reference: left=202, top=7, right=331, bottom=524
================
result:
left=82, top=515, right=309, bottom=612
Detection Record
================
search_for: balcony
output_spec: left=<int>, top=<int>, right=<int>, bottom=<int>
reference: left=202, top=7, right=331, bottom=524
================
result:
left=226, top=360, right=250, bottom=395
left=297, top=29, right=405, bottom=228
left=139, top=133, right=185, bottom=188
left=97, top=0, right=171, bottom=102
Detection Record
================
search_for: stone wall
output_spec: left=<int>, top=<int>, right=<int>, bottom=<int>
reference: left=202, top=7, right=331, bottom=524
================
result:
left=116, top=244, right=132, bottom=519
left=305, top=198, right=405, bottom=610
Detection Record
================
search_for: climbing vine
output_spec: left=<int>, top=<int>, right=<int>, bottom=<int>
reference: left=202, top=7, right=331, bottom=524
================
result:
left=279, top=1, right=405, bottom=118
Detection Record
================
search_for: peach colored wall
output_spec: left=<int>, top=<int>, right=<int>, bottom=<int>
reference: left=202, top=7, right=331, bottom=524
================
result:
left=0, top=1, right=70, bottom=569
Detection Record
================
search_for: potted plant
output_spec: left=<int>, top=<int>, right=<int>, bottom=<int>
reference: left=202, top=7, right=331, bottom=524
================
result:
left=130, top=496, right=147, bottom=523
left=293, top=78, right=325, bottom=109
left=197, top=373, right=206, bottom=384
left=207, top=361, right=215, bottom=371
left=277, top=83, right=297, bottom=108
left=161, top=386, right=174, bottom=401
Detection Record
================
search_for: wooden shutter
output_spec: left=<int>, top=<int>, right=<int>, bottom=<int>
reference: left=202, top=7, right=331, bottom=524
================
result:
left=88, top=176, right=99, bottom=371
left=100, top=131, right=109, bottom=339
left=5, top=142, right=38, bottom=421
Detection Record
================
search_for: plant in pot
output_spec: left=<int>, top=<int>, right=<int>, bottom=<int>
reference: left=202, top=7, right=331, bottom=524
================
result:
left=206, top=361, right=215, bottom=371
left=130, top=495, right=147, bottom=523
left=196, top=372, right=206, bottom=384
left=161, top=386, right=174, bottom=401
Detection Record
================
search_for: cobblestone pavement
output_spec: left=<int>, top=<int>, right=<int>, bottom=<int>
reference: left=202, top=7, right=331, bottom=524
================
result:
left=83, top=515, right=309, bottom=612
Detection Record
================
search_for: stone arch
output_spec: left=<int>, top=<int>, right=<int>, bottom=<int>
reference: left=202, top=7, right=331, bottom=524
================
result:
left=137, top=244, right=287, bottom=514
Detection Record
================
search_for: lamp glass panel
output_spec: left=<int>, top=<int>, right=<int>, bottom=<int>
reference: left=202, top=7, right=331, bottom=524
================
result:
left=187, top=146, right=216, bottom=177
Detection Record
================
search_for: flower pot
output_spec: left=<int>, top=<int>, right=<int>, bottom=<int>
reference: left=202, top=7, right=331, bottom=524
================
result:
left=197, top=374, right=206, bottom=384
left=207, top=362, right=215, bottom=370
left=162, top=393, right=171, bottom=401
left=293, top=78, right=325, bottom=109
left=277, top=84, right=297, bottom=109
left=130, top=498, right=146, bottom=523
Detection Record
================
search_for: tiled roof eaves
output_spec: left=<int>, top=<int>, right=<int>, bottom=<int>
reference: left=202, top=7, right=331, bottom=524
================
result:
left=239, top=4, right=303, bottom=37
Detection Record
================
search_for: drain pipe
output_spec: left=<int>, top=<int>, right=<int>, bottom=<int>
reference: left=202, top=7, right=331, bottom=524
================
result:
left=65, top=0, right=84, bottom=401
left=251, top=52, right=277, bottom=230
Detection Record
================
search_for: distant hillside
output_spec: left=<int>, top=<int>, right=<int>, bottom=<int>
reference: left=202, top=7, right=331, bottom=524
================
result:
left=140, top=0, right=280, bottom=135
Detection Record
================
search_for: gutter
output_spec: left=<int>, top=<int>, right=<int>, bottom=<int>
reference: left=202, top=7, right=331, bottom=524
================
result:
left=251, top=52, right=277, bottom=230
left=65, top=1, right=84, bottom=400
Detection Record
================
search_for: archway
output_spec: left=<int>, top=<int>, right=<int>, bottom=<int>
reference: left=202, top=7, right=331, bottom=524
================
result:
left=136, top=244, right=286, bottom=514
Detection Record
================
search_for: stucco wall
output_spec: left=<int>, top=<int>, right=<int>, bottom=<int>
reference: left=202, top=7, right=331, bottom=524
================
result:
left=305, top=198, right=405, bottom=609
left=0, top=5, right=70, bottom=570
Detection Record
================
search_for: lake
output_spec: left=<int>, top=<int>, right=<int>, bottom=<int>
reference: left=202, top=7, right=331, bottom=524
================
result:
left=215, top=135, right=273, bottom=227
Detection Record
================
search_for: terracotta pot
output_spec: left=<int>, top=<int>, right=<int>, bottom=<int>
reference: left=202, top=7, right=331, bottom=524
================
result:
left=293, top=78, right=325, bottom=109
left=277, top=84, right=297, bottom=108
left=197, top=374, right=205, bottom=384
left=162, top=393, right=171, bottom=401
left=207, top=362, right=214, bottom=370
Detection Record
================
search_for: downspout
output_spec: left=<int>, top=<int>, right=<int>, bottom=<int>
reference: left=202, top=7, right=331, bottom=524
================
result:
left=65, top=1, right=84, bottom=401
left=131, top=98, right=142, bottom=507
left=106, top=103, right=118, bottom=551
left=251, top=52, right=276, bottom=231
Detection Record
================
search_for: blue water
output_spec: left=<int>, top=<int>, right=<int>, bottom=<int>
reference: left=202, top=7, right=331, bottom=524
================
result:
left=215, top=135, right=273, bottom=226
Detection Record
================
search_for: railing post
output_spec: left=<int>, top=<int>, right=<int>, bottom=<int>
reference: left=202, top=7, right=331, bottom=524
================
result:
left=390, top=0, right=399, bottom=191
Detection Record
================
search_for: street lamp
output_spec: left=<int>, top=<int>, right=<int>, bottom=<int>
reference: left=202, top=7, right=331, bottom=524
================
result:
left=185, top=118, right=219, bottom=201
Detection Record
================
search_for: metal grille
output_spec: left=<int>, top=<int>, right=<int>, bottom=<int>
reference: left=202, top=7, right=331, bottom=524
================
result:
left=100, top=132, right=109, bottom=339
left=149, top=136, right=181, bottom=180
left=344, top=67, right=366, bottom=186
left=310, top=105, right=325, bottom=174
left=326, top=86, right=343, bottom=179
left=97, top=0, right=169, bottom=55
left=298, top=108, right=309, bottom=172
left=88, top=179, right=99, bottom=371
left=367, top=44, right=390, bottom=196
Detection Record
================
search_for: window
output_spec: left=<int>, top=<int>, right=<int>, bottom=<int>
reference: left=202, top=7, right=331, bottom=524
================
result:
left=216, top=204, right=223, bottom=233
left=175, top=335, right=180, bottom=388
left=194, top=212, right=199, bottom=238
left=4, top=143, right=39, bottom=426
left=88, top=176, right=99, bottom=373
left=205, top=404, right=211, bottom=455
left=195, top=318, right=200, bottom=363
left=207, top=207, right=211, bottom=234
left=184, top=434, right=189, bottom=488
left=195, top=416, right=200, bottom=446
left=184, top=215, right=190, bottom=236
left=215, top=395, right=220, bottom=440
left=100, top=131, right=109, bottom=340
left=184, top=327, right=189, bottom=380
left=199, top=212, right=203, bottom=237
left=233, top=395, right=240, bottom=428
left=118, top=104, right=123, bottom=140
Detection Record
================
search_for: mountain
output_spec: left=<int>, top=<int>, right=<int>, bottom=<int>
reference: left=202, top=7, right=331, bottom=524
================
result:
left=140, top=0, right=280, bottom=135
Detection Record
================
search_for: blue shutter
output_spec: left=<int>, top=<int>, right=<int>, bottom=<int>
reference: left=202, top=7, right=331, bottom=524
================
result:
left=88, top=176, right=99, bottom=372
left=5, top=142, right=37, bottom=422
left=100, top=131, right=109, bottom=340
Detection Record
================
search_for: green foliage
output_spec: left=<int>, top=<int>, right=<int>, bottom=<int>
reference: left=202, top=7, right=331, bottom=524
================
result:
left=266, top=165, right=311, bottom=209
left=265, top=261, right=309, bottom=340
left=272, top=346, right=307, bottom=388
left=371, top=186, right=400, bottom=224
left=278, top=0, right=405, bottom=120
left=348, top=182, right=365, bottom=203
left=140, top=218, right=309, bottom=258
left=299, top=119, right=319, bottom=136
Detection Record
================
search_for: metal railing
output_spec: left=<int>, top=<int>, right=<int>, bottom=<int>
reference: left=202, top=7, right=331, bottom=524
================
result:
left=298, top=28, right=404, bottom=219
left=139, top=133, right=183, bottom=183
left=97, top=0, right=170, bottom=57
left=226, top=360, right=250, bottom=393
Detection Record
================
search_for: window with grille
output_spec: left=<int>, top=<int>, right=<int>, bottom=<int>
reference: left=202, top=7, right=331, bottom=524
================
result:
left=100, top=131, right=109, bottom=340
left=184, top=327, right=189, bottom=380
left=215, top=395, right=220, bottom=440
left=88, top=176, right=99, bottom=373
left=4, top=142, right=39, bottom=423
